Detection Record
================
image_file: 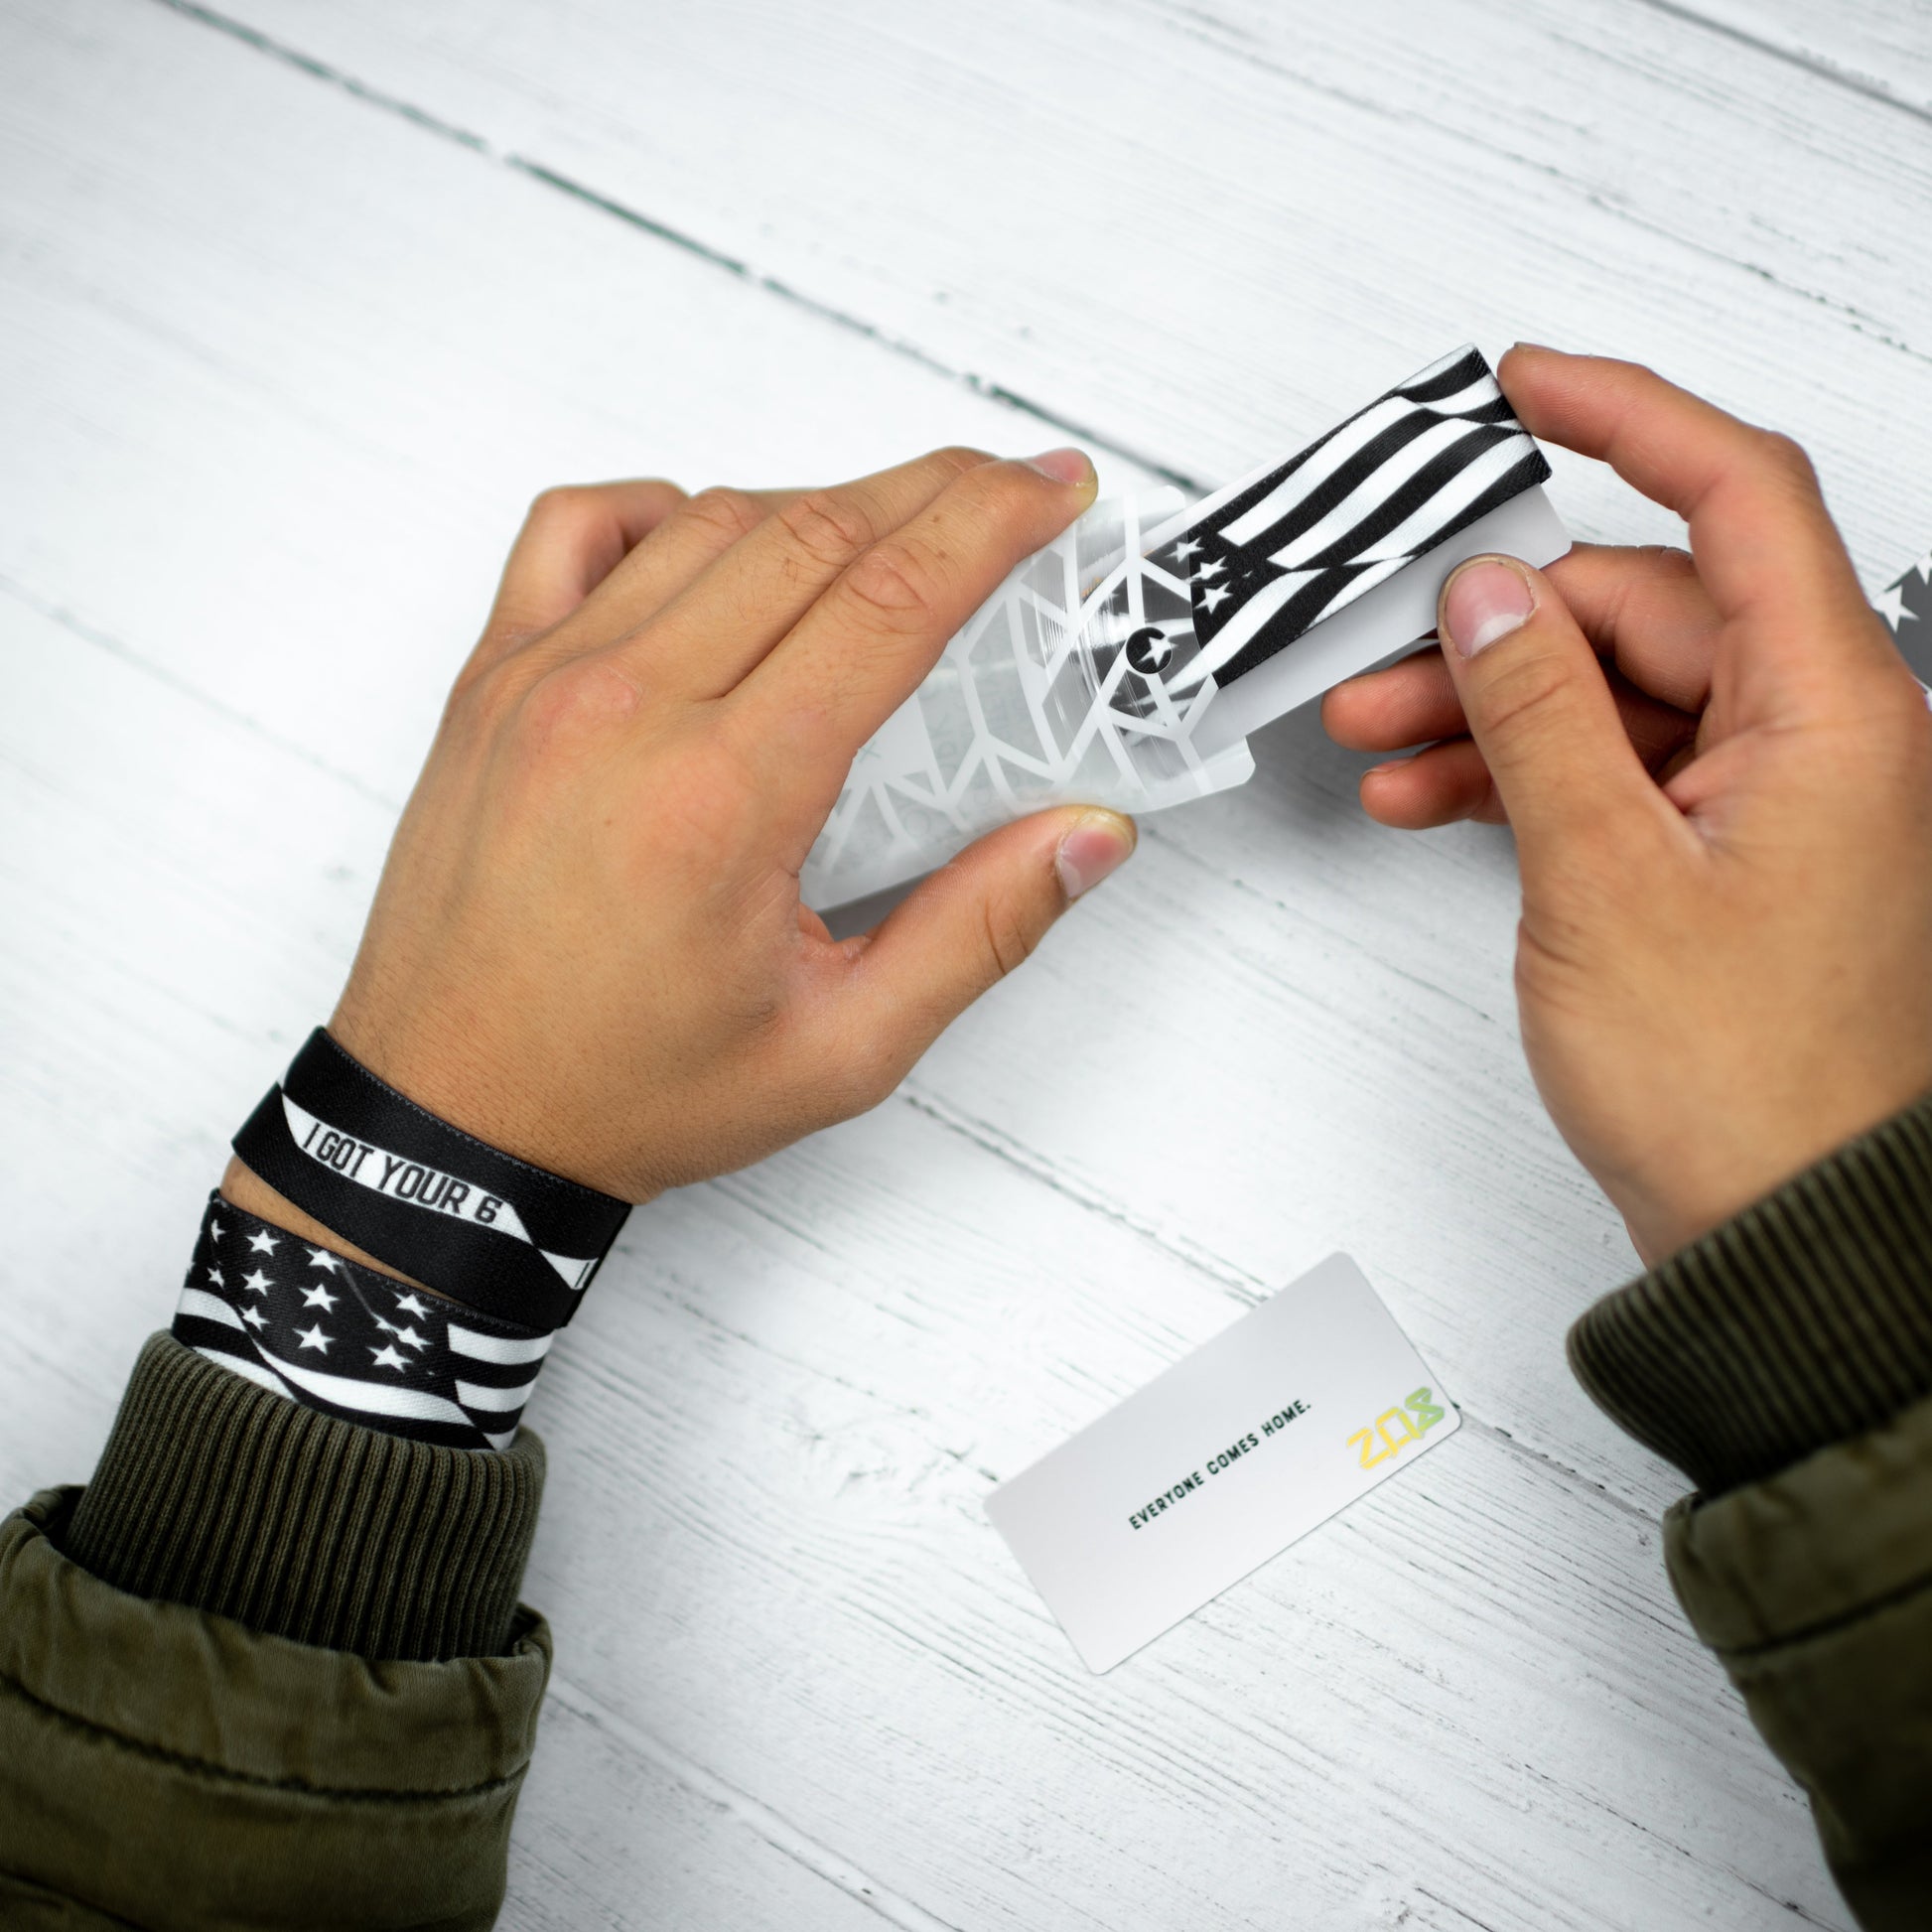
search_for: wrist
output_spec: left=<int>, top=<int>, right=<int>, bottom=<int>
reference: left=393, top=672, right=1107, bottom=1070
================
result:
left=329, top=987, right=656, bottom=1207
left=178, top=1189, right=558, bottom=1454
left=218, top=1156, right=443, bottom=1296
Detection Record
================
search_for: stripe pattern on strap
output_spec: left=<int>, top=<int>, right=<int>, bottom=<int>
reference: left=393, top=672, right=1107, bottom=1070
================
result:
left=1145, top=345, right=1552, bottom=692
left=172, top=1194, right=552, bottom=1451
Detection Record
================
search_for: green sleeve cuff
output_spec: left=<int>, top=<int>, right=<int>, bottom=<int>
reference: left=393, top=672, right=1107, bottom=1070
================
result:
left=1568, top=1091, right=1932, bottom=1496
left=61, top=1332, right=545, bottom=1662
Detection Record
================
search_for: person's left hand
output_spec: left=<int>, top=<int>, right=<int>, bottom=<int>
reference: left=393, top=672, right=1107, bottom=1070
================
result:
left=224, top=445, right=1136, bottom=1243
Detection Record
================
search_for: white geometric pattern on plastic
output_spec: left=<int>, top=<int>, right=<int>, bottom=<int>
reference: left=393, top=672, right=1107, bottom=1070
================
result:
left=802, top=490, right=1255, bottom=908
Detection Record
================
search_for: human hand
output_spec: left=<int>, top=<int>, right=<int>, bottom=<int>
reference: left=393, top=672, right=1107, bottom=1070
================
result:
left=1325, top=347, right=1932, bottom=1261
left=228, top=447, right=1135, bottom=1218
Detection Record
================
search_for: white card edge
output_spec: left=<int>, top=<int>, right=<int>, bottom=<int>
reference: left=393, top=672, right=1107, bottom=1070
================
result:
left=1190, top=485, right=1571, bottom=755
left=1074, top=1401, right=1462, bottom=1674
left=982, top=1253, right=1465, bottom=1674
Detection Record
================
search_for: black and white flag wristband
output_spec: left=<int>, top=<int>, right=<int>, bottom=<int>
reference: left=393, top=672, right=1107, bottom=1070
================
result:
left=232, top=1028, right=629, bottom=1333
left=174, top=1193, right=552, bottom=1451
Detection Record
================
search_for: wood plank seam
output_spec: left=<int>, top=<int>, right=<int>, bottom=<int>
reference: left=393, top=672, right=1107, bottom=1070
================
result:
left=0, top=554, right=1682, bottom=1535
left=903, top=1075, right=1666, bottom=1525
left=137, top=0, right=1202, bottom=491
left=1621, top=0, right=1932, bottom=128
left=0, top=571, right=403, bottom=812
left=1135, top=0, right=1932, bottom=369
left=543, top=1671, right=969, bottom=1932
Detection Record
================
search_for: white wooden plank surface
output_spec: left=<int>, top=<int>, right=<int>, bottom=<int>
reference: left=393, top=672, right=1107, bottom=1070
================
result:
left=3, top=0, right=1916, bottom=1925
left=201, top=0, right=1932, bottom=580
left=0, top=593, right=1840, bottom=1929
left=1692, top=0, right=1932, bottom=119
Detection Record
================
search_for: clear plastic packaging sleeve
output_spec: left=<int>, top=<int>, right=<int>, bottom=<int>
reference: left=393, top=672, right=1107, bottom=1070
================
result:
left=802, top=489, right=1254, bottom=910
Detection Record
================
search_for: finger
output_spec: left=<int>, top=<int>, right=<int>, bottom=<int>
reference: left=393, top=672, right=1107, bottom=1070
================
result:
left=1328, top=631, right=1701, bottom=766
left=469, top=480, right=689, bottom=677
left=621, top=446, right=1003, bottom=699
left=1544, top=541, right=1722, bottom=712
left=537, top=483, right=804, bottom=654
left=1360, top=738, right=1507, bottom=828
left=1357, top=664, right=1702, bottom=830
left=1435, top=553, right=1684, bottom=880
left=823, top=807, right=1135, bottom=1091
left=1323, top=647, right=1458, bottom=752
left=731, top=451, right=1098, bottom=806
left=1326, top=542, right=1722, bottom=757
left=1499, top=348, right=1874, bottom=656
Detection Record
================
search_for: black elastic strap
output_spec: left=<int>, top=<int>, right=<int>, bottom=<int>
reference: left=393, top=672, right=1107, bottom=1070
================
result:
left=232, top=1028, right=629, bottom=1330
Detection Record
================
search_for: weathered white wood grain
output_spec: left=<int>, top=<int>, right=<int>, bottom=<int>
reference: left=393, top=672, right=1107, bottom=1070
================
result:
left=0, top=613, right=1848, bottom=1927
left=203, top=0, right=1932, bottom=582
left=0, top=0, right=1136, bottom=1488
left=0, top=0, right=1157, bottom=812
left=510, top=1684, right=909, bottom=1932
left=123, top=0, right=1932, bottom=1510
left=5, top=0, right=1877, bottom=1518
left=1699, top=0, right=1932, bottom=120
left=0, top=0, right=1900, bottom=1926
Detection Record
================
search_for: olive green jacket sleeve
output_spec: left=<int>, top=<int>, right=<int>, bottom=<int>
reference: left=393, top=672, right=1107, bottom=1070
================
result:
left=1571, top=1095, right=1932, bottom=1932
left=7, top=1099, right=1932, bottom=1932
left=0, top=1335, right=551, bottom=1931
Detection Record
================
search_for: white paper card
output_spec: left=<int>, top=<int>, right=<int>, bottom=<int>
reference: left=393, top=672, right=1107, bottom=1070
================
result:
left=1189, top=485, right=1572, bottom=755
left=986, top=1255, right=1459, bottom=1672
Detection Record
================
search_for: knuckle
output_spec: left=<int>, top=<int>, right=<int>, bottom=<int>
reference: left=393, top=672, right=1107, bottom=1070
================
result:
left=525, top=483, right=596, bottom=527
left=1756, top=429, right=1818, bottom=488
left=1637, top=542, right=1697, bottom=582
left=775, top=487, right=878, bottom=569
left=977, top=886, right=1043, bottom=982
left=450, top=650, right=521, bottom=718
left=925, top=444, right=994, bottom=483
left=1471, top=647, right=1579, bottom=747
left=515, top=652, right=642, bottom=756
left=443, top=654, right=525, bottom=742
left=842, top=536, right=947, bottom=630
left=679, top=484, right=765, bottom=546
left=836, top=1026, right=906, bottom=1113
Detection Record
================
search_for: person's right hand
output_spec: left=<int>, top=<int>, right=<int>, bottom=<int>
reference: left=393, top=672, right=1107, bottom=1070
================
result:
left=1326, top=348, right=1932, bottom=1263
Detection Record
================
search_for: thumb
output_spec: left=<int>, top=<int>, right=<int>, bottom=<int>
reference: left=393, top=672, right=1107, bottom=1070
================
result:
left=1436, top=555, right=1667, bottom=874
left=838, top=806, right=1136, bottom=1075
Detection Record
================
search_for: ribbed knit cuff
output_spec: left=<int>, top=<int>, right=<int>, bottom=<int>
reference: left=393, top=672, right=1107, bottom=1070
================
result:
left=1569, top=1093, right=1932, bottom=1496
left=61, top=1333, right=545, bottom=1662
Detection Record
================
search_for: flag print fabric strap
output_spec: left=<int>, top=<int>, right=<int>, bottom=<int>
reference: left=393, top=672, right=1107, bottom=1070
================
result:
left=1143, top=344, right=1553, bottom=692
left=174, top=1194, right=552, bottom=1451
left=231, top=1028, right=629, bottom=1333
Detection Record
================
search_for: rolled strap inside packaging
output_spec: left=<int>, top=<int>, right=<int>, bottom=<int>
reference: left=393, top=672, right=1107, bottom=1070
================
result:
left=232, top=1028, right=629, bottom=1330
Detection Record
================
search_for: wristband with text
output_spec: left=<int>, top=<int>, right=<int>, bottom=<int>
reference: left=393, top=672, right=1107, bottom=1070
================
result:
left=231, top=1028, right=630, bottom=1330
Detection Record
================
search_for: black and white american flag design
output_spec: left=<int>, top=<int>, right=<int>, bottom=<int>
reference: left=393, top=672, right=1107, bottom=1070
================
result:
left=1146, top=345, right=1552, bottom=691
left=1876, top=536, right=1932, bottom=691
left=172, top=1194, right=551, bottom=1451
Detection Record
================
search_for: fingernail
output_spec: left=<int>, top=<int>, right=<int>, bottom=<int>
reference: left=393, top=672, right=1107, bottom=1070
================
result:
left=1443, top=557, right=1534, bottom=658
left=1509, top=340, right=1556, bottom=354
left=1026, top=447, right=1095, bottom=488
left=1056, top=811, right=1136, bottom=900
left=1363, top=759, right=1404, bottom=779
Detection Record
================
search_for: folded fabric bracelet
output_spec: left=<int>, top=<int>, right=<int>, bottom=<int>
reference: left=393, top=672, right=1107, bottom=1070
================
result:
left=173, top=1192, right=552, bottom=1450
left=231, top=1028, right=630, bottom=1332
